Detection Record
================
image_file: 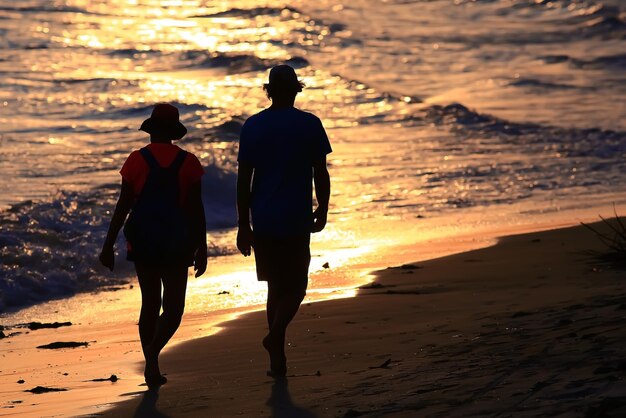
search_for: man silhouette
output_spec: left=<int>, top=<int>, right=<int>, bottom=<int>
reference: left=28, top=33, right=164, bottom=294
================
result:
left=236, top=65, right=331, bottom=377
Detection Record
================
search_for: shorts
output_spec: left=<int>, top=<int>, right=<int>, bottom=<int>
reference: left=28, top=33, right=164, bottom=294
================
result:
left=253, top=233, right=311, bottom=295
left=126, top=240, right=194, bottom=267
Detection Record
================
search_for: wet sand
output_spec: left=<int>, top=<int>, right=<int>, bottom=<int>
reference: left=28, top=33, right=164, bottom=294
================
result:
left=96, top=221, right=626, bottom=417
left=1, top=222, right=497, bottom=417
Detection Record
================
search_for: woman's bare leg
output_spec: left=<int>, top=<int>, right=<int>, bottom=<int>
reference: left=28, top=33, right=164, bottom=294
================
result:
left=136, top=263, right=188, bottom=385
left=136, top=263, right=162, bottom=376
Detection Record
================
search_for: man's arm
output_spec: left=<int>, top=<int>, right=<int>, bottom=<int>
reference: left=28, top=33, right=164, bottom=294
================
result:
left=236, top=161, right=254, bottom=256
left=99, top=180, right=134, bottom=271
left=189, top=181, right=207, bottom=277
left=312, top=156, right=330, bottom=233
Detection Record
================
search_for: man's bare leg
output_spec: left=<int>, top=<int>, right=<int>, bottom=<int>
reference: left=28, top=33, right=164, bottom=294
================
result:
left=264, top=282, right=306, bottom=376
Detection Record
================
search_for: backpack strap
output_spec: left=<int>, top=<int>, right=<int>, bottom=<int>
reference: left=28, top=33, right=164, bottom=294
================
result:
left=139, top=147, right=188, bottom=173
left=169, top=149, right=188, bottom=174
left=139, top=147, right=160, bottom=170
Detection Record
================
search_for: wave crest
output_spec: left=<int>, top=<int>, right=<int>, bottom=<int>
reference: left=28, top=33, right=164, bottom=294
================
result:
left=0, top=162, right=237, bottom=313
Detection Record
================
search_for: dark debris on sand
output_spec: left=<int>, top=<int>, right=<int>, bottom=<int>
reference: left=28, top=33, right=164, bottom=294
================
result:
left=27, top=321, right=72, bottom=330
left=36, top=341, right=89, bottom=349
left=25, top=386, right=67, bottom=394
left=89, top=374, right=118, bottom=382
left=400, top=264, right=421, bottom=270
left=0, top=321, right=72, bottom=334
left=386, top=263, right=422, bottom=270
left=359, top=282, right=386, bottom=289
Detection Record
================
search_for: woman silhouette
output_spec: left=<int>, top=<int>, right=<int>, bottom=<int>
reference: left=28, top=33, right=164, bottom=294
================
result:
left=99, top=103, right=207, bottom=386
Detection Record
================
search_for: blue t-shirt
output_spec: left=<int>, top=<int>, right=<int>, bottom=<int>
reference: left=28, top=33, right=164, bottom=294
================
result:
left=238, top=107, right=332, bottom=237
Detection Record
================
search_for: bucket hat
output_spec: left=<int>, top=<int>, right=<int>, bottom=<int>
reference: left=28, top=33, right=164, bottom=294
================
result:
left=139, top=103, right=187, bottom=140
left=263, top=65, right=304, bottom=93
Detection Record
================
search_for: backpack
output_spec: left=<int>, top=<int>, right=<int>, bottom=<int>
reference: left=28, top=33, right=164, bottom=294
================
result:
left=123, top=147, right=192, bottom=264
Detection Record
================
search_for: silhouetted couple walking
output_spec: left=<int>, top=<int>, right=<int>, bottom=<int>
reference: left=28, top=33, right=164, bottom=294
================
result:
left=100, top=65, right=331, bottom=385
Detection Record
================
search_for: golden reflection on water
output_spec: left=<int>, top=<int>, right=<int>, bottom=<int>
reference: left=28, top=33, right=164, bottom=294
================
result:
left=6, top=0, right=424, bottom=316
left=56, top=1, right=298, bottom=59
left=38, top=0, right=401, bottom=129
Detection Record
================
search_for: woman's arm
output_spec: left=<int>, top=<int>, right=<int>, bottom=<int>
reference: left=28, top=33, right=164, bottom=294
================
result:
left=99, top=180, right=134, bottom=271
left=189, top=180, right=208, bottom=277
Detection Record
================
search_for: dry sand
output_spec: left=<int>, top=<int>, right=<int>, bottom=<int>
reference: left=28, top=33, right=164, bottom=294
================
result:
left=94, top=221, right=626, bottom=417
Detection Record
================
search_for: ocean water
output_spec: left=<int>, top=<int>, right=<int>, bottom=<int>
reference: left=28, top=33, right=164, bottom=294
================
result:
left=0, top=0, right=625, bottom=313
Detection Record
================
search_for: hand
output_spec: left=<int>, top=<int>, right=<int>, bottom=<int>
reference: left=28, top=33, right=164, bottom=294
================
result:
left=311, top=207, right=328, bottom=233
left=194, top=245, right=208, bottom=278
left=99, top=245, right=115, bottom=272
left=237, top=224, right=253, bottom=256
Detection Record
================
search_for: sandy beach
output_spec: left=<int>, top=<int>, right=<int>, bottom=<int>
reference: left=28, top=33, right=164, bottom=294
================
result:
left=78, top=220, right=625, bottom=418
left=1, top=1, right=625, bottom=417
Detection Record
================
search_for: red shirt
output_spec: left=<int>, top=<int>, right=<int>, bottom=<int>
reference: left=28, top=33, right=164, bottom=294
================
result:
left=120, top=143, right=204, bottom=205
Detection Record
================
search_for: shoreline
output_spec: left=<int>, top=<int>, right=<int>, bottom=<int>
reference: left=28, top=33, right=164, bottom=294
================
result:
left=2, top=216, right=624, bottom=417
left=0, top=224, right=498, bottom=418
left=97, top=220, right=626, bottom=417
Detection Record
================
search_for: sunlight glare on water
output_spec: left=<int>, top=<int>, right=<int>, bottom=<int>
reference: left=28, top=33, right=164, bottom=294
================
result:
left=0, top=0, right=625, bottom=316
left=1, top=1, right=625, bottom=414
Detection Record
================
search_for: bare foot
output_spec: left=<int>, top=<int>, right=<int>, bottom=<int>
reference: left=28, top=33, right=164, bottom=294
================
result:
left=144, top=346, right=166, bottom=387
left=263, top=334, right=286, bottom=377
left=145, top=373, right=167, bottom=387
